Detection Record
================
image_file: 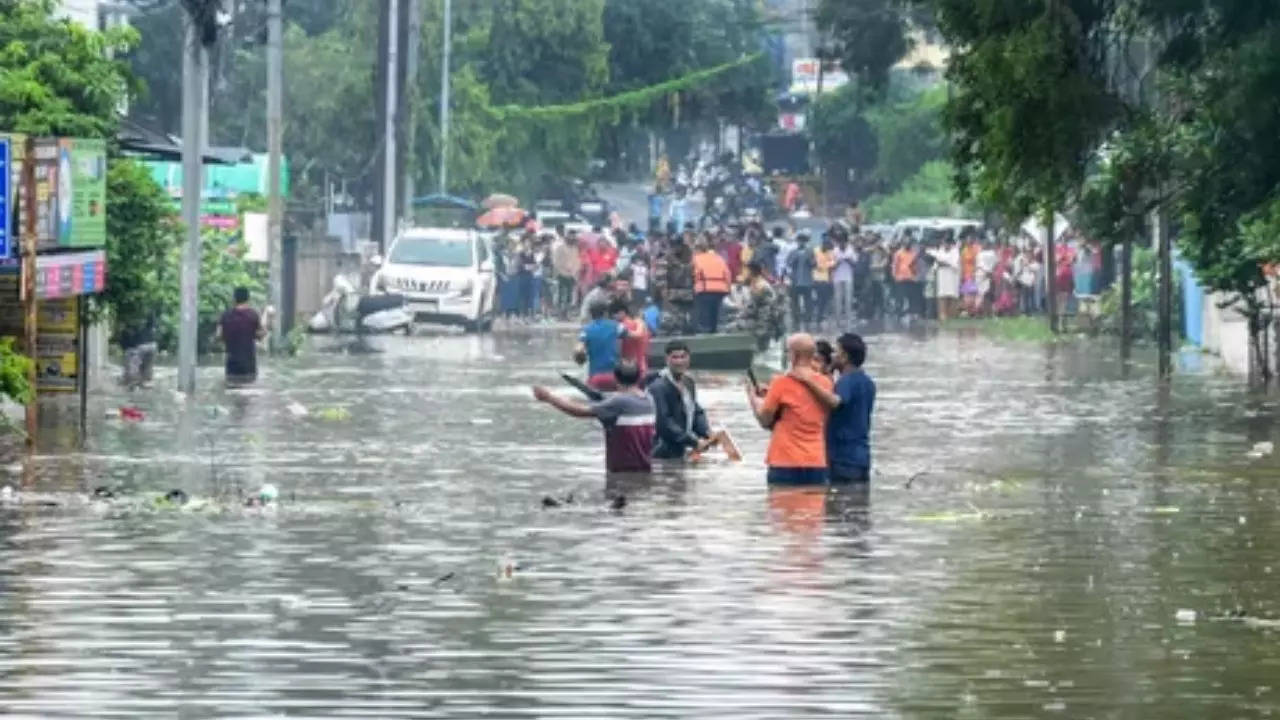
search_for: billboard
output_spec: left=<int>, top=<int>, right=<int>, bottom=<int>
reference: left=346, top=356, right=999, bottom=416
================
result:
left=54, top=137, right=107, bottom=248
left=790, top=58, right=850, bottom=96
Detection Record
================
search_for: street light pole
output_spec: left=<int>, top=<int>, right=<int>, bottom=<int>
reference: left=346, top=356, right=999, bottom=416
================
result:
left=382, top=0, right=400, bottom=251
left=179, top=11, right=208, bottom=394
left=439, top=0, right=451, bottom=194
left=266, top=0, right=283, bottom=349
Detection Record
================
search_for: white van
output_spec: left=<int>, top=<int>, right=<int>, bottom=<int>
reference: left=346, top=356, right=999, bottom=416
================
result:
left=370, top=228, right=497, bottom=331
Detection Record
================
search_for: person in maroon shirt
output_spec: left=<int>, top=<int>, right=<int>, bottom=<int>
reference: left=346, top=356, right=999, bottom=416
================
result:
left=216, top=286, right=269, bottom=386
left=532, top=360, right=655, bottom=474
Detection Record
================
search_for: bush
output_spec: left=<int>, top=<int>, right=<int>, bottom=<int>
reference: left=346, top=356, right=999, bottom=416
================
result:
left=0, top=338, right=33, bottom=406
left=1096, top=245, right=1182, bottom=341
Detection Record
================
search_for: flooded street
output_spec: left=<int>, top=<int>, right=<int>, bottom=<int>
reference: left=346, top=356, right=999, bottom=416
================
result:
left=2, top=328, right=1280, bottom=718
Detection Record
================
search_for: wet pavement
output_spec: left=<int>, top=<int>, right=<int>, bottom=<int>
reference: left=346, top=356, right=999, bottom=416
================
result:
left=2, top=326, right=1280, bottom=717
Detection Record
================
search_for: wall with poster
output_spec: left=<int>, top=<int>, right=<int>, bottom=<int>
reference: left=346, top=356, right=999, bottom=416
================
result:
left=34, top=298, right=78, bottom=393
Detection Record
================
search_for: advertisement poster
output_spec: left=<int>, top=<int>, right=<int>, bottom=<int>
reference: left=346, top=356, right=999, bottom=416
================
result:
left=31, top=140, right=59, bottom=251
left=59, top=138, right=107, bottom=248
left=36, top=297, right=78, bottom=393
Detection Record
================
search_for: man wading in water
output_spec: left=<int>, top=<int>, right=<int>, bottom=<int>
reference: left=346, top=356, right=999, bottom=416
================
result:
left=533, top=360, right=655, bottom=474
left=217, top=286, right=271, bottom=386
left=746, top=333, right=833, bottom=485
left=647, top=341, right=714, bottom=460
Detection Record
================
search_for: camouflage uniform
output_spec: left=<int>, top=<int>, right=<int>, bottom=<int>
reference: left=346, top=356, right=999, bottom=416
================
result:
left=661, top=244, right=696, bottom=334
left=733, top=278, right=786, bottom=351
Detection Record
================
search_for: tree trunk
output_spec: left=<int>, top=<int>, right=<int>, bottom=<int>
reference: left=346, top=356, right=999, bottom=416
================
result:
left=1044, top=208, right=1057, bottom=334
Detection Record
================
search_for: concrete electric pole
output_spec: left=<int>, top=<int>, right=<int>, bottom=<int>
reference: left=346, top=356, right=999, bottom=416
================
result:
left=266, top=0, right=284, bottom=348
left=382, top=0, right=400, bottom=251
left=179, top=8, right=209, bottom=394
left=439, top=0, right=451, bottom=194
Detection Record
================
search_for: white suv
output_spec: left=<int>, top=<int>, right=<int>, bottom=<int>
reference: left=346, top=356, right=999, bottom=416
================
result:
left=370, top=228, right=497, bottom=331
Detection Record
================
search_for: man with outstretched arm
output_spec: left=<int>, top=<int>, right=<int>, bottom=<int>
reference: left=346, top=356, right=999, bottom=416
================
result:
left=533, top=360, right=655, bottom=474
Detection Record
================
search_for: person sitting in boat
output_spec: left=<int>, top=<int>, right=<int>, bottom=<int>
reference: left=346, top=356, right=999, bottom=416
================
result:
left=575, top=301, right=629, bottom=391
left=647, top=340, right=713, bottom=460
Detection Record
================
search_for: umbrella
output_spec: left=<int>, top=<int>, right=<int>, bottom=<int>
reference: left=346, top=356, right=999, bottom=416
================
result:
left=482, top=193, right=520, bottom=210
left=477, top=206, right=527, bottom=228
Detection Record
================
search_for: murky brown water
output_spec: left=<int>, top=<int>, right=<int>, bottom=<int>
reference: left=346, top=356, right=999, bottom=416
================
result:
left=2, top=326, right=1279, bottom=718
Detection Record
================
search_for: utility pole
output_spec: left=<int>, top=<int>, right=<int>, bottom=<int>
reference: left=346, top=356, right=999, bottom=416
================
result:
left=179, top=10, right=209, bottom=394
left=266, top=0, right=283, bottom=349
left=1156, top=203, right=1173, bottom=377
left=1120, top=236, right=1133, bottom=361
left=382, top=0, right=400, bottom=252
left=402, top=0, right=421, bottom=215
left=438, top=0, right=451, bottom=194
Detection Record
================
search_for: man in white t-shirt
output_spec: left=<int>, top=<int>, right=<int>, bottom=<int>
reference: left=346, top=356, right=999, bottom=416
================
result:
left=832, top=233, right=858, bottom=323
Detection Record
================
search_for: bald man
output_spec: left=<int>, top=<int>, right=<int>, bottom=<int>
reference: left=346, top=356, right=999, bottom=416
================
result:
left=746, top=333, right=834, bottom=485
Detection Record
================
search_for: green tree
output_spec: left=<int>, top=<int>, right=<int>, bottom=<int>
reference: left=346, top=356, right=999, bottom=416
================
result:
left=930, top=0, right=1280, bottom=371
left=0, top=0, right=136, bottom=137
left=98, top=159, right=180, bottom=344
left=864, top=160, right=967, bottom=221
left=816, top=0, right=916, bottom=91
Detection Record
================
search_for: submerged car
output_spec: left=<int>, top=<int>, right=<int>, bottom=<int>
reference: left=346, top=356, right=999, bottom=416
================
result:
left=370, top=228, right=497, bottom=331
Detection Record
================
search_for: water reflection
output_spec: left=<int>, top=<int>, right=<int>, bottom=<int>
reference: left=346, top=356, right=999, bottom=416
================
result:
left=0, top=328, right=1278, bottom=717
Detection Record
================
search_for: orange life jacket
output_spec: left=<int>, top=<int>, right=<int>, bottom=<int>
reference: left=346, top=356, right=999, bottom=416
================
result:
left=693, top=251, right=732, bottom=294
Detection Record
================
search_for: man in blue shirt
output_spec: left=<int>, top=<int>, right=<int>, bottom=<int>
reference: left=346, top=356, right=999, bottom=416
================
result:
left=789, top=332, right=876, bottom=484
left=642, top=289, right=663, bottom=335
left=575, top=301, right=627, bottom=391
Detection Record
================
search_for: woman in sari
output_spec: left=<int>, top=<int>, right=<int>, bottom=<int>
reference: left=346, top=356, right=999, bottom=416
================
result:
left=960, top=235, right=981, bottom=316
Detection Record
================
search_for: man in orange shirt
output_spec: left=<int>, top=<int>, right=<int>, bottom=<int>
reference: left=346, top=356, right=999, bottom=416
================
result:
left=745, top=333, right=833, bottom=485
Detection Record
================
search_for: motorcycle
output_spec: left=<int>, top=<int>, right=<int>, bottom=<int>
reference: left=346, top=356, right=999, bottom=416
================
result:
left=308, top=275, right=415, bottom=335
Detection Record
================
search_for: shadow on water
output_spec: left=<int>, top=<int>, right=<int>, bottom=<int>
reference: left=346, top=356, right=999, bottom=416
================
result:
left=1, top=327, right=1280, bottom=716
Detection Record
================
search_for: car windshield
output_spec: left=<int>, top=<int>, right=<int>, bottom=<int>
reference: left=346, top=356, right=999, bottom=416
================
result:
left=389, top=236, right=473, bottom=267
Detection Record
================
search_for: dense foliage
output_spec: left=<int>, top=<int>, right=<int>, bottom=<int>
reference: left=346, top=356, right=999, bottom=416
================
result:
left=0, top=0, right=136, bottom=137
left=126, top=0, right=772, bottom=201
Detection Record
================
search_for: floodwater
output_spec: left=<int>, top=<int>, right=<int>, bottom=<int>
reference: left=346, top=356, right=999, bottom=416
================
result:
left=2, top=326, right=1280, bottom=718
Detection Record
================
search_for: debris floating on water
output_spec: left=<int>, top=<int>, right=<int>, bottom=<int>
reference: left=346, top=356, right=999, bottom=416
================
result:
left=1176, top=609, right=1197, bottom=624
left=1053, top=630, right=1066, bottom=643
left=1249, top=441, right=1274, bottom=459
left=470, top=418, right=493, bottom=426
left=287, top=402, right=309, bottom=418
left=316, top=406, right=351, bottom=422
